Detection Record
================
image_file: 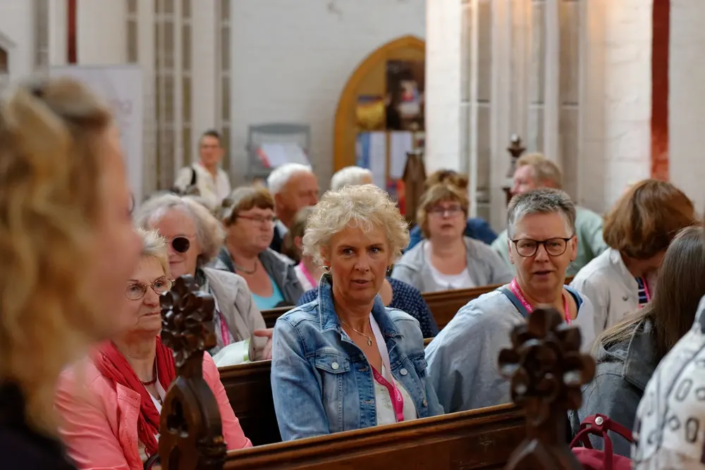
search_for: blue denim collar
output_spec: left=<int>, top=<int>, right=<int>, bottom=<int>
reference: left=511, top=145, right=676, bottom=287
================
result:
left=316, top=275, right=402, bottom=339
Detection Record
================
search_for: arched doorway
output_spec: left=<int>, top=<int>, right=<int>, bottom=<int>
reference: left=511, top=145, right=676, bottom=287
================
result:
left=333, top=35, right=425, bottom=171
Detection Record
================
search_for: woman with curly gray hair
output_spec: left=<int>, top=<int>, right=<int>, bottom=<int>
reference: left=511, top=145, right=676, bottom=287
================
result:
left=271, top=185, right=443, bottom=441
left=134, top=193, right=271, bottom=364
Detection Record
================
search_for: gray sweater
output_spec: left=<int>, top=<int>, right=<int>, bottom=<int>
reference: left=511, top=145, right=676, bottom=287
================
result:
left=425, top=287, right=596, bottom=413
left=569, top=318, right=658, bottom=457
left=391, top=237, right=512, bottom=293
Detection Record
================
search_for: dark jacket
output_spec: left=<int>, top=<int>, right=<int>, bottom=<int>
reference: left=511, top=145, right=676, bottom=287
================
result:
left=407, top=217, right=497, bottom=250
left=215, top=246, right=304, bottom=307
left=297, top=277, right=439, bottom=338
left=569, top=318, right=658, bottom=457
left=0, top=382, right=76, bottom=470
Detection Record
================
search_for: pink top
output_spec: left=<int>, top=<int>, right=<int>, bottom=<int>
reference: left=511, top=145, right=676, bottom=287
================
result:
left=56, top=351, right=251, bottom=470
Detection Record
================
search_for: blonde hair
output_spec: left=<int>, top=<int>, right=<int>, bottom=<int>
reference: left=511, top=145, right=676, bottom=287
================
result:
left=303, top=185, right=409, bottom=267
left=516, top=153, right=563, bottom=189
left=134, top=193, right=225, bottom=267
left=137, top=228, right=169, bottom=276
left=0, top=77, right=113, bottom=433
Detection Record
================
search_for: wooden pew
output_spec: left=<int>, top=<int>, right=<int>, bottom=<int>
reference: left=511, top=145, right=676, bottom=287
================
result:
left=222, top=404, right=524, bottom=469
left=260, top=284, right=500, bottom=331
left=220, top=339, right=434, bottom=446
left=219, top=360, right=280, bottom=446
left=158, top=276, right=591, bottom=469
left=262, top=306, right=292, bottom=328
left=422, top=284, right=497, bottom=329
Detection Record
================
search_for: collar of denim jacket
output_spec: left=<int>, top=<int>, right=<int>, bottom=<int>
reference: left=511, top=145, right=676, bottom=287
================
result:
left=316, top=276, right=402, bottom=339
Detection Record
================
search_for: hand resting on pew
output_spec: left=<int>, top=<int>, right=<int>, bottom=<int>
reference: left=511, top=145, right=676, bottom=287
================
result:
left=212, top=328, right=273, bottom=367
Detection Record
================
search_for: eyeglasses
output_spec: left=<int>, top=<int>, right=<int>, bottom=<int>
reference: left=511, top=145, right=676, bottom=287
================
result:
left=237, top=215, right=278, bottom=225
left=428, top=205, right=463, bottom=217
left=511, top=237, right=574, bottom=258
left=171, top=237, right=191, bottom=253
left=125, top=276, right=173, bottom=300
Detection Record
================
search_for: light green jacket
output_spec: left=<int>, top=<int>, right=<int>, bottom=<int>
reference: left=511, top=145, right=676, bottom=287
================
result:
left=490, top=206, right=607, bottom=277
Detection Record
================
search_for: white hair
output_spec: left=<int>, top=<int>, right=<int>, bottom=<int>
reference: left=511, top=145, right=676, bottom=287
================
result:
left=267, top=163, right=314, bottom=196
left=303, top=185, right=410, bottom=267
left=506, top=188, right=576, bottom=239
left=330, top=166, right=373, bottom=191
left=133, top=193, right=225, bottom=267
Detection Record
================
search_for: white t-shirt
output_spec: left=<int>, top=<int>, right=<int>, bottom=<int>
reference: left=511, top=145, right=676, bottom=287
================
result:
left=374, top=365, right=418, bottom=425
left=174, top=162, right=231, bottom=212
left=138, top=377, right=167, bottom=463
left=370, top=316, right=418, bottom=425
left=424, top=243, right=475, bottom=290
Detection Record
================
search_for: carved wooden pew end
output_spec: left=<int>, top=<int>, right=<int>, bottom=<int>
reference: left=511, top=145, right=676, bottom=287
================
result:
left=499, top=306, right=595, bottom=470
left=159, top=275, right=227, bottom=470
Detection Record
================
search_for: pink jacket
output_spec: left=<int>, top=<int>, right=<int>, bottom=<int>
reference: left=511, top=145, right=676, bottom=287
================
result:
left=56, top=352, right=251, bottom=470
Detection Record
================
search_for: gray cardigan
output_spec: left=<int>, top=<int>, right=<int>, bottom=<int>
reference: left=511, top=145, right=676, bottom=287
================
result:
left=391, top=237, right=513, bottom=292
left=214, top=247, right=304, bottom=306
left=202, top=267, right=268, bottom=358
left=569, top=318, right=658, bottom=457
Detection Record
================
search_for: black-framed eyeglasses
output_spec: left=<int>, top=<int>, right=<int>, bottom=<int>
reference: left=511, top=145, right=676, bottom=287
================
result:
left=125, top=276, right=173, bottom=301
left=171, top=236, right=191, bottom=253
left=511, top=236, right=574, bottom=258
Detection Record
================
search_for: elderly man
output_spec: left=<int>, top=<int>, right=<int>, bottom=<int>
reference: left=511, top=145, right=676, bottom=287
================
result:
left=491, top=153, right=606, bottom=276
left=267, top=163, right=320, bottom=253
left=173, top=129, right=231, bottom=212
left=425, top=188, right=596, bottom=413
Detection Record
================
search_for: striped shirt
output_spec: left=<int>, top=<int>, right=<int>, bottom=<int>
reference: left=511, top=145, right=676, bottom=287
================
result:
left=636, top=277, right=649, bottom=306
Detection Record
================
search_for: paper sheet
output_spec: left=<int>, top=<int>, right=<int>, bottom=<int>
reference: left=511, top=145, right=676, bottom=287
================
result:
left=389, top=131, right=413, bottom=179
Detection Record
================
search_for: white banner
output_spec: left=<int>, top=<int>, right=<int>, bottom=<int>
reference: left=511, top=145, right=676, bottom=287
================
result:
left=50, top=65, right=144, bottom=202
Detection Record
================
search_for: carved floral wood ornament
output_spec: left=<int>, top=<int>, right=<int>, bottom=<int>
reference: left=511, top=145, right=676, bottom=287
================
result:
left=159, top=275, right=226, bottom=470
left=499, top=307, right=596, bottom=470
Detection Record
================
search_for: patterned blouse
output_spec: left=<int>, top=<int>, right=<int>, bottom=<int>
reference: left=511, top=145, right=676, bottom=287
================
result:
left=297, top=277, right=439, bottom=338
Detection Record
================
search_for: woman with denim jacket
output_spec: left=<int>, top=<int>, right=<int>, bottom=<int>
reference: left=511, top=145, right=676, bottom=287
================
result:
left=271, top=185, right=444, bottom=441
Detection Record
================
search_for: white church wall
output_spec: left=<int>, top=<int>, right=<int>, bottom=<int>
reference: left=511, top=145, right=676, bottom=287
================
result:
left=229, top=0, right=426, bottom=187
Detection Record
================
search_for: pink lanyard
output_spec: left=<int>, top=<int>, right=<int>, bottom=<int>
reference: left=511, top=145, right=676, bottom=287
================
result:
left=509, top=278, right=572, bottom=325
left=370, top=316, right=405, bottom=423
left=299, top=263, right=318, bottom=288
left=218, top=310, right=232, bottom=347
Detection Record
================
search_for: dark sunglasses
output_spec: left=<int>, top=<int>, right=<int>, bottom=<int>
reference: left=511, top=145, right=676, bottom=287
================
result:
left=172, top=237, right=191, bottom=253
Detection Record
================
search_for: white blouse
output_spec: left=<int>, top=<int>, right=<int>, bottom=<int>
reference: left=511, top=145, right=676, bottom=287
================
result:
left=373, top=365, right=418, bottom=425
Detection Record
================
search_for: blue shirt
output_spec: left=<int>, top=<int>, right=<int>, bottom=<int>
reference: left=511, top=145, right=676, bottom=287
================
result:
left=407, top=217, right=497, bottom=251
left=272, top=279, right=444, bottom=441
left=297, top=278, right=438, bottom=338
left=251, top=274, right=285, bottom=310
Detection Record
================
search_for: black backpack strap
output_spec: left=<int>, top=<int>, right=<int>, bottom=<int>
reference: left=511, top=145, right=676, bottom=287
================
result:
left=190, top=166, right=198, bottom=186
left=498, top=286, right=530, bottom=318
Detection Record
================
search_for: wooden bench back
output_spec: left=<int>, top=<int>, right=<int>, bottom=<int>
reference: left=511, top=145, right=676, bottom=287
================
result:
left=219, top=360, right=280, bottom=446
left=222, top=404, right=524, bottom=469
left=260, top=283, right=505, bottom=330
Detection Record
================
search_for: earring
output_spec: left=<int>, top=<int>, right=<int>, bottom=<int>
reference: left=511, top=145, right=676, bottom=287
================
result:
left=386, top=266, right=392, bottom=276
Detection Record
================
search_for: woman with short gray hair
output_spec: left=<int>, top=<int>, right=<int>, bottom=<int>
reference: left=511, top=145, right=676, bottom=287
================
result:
left=134, top=193, right=271, bottom=365
left=271, top=184, right=443, bottom=441
left=425, top=188, right=596, bottom=413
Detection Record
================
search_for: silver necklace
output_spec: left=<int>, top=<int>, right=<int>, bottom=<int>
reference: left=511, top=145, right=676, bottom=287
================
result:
left=340, top=319, right=373, bottom=346
left=230, top=255, right=258, bottom=275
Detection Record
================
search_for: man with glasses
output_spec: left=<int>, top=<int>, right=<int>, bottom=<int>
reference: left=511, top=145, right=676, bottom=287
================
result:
left=425, top=188, right=597, bottom=413
left=491, top=153, right=607, bottom=276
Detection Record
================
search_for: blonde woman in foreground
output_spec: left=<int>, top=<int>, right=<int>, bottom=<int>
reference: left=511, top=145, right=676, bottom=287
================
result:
left=0, top=77, right=142, bottom=469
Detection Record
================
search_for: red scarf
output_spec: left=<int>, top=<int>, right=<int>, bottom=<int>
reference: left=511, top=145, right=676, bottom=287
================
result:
left=93, top=338, right=176, bottom=457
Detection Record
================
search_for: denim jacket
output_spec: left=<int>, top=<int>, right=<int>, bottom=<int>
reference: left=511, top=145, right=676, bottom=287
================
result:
left=271, top=279, right=444, bottom=441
